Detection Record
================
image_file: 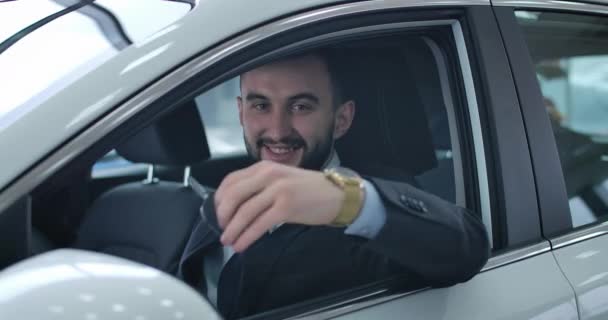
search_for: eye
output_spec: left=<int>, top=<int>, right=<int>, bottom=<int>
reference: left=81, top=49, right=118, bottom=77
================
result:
left=252, top=103, right=268, bottom=111
left=291, top=104, right=311, bottom=112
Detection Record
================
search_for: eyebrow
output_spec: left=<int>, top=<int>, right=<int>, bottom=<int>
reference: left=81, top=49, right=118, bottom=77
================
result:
left=245, top=93, right=269, bottom=101
left=287, top=93, right=320, bottom=105
left=245, top=92, right=321, bottom=104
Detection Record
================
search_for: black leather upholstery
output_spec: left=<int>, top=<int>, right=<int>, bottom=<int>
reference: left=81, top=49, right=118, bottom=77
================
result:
left=74, top=101, right=209, bottom=272
left=116, top=100, right=210, bottom=166
left=30, top=228, right=56, bottom=256
left=400, top=40, right=456, bottom=203
left=75, top=183, right=203, bottom=273
left=334, top=46, right=437, bottom=177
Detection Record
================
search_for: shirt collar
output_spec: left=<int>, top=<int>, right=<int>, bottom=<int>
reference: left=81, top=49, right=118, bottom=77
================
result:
left=323, top=149, right=340, bottom=170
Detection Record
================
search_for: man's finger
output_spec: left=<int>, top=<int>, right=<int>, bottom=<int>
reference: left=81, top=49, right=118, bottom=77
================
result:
left=215, top=161, right=272, bottom=206
left=220, top=188, right=275, bottom=246
left=232, top=206, right=281, bottom=252
left=215, top=167, right=250, bottom=205
left=215, top=172, right=271, bottom=228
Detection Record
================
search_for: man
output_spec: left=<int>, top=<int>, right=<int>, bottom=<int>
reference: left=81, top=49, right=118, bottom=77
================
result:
left=179, top=51, right=490, bottom=318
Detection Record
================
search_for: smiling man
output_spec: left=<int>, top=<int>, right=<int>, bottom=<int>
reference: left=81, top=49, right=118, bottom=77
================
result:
left=237, top=55, right=347, bottom=170
left=178, top=50, right=490, bottom=319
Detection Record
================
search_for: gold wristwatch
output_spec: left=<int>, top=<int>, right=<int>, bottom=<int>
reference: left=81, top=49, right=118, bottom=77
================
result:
left=323, top=167, right=365, bottom=227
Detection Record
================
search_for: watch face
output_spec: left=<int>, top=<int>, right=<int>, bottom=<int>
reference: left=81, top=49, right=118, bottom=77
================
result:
left=331, top=167, right=361, bottom=179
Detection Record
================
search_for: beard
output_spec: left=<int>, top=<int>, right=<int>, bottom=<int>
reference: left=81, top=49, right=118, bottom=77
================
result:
left=244, top=125, right=334, bottom=171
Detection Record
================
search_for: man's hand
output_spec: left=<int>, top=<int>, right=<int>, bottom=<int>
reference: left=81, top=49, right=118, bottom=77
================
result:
left=214, top=161, right=344, bottom=252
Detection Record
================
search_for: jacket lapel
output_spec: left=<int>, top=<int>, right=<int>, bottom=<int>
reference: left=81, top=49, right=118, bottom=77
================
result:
left=227, top=224, right=308, bottom=318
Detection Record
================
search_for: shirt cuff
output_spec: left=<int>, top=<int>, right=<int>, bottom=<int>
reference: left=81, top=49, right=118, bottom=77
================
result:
left=344, top=179, right=387, bottom=239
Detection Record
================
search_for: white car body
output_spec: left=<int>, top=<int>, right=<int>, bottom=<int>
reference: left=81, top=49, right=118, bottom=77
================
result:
left=1, top=0, right=608, bottom=319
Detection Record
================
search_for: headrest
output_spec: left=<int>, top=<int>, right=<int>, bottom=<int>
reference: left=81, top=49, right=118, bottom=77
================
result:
left=117, top=100, right=211, bottom=166
left=334, top=45, right=437, bottom=176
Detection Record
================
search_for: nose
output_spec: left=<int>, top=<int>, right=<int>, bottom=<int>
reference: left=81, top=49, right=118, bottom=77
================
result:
left=265, top=108, right=293, bottom=141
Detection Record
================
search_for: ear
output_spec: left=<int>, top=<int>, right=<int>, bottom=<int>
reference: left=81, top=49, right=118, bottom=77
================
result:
left=237, top=96, right=244, bottom=126
left=333, top=100, right=355, bottom=139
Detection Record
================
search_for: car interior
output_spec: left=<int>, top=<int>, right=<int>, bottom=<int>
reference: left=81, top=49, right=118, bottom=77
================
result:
left=10, top=33, right=476, bottom=315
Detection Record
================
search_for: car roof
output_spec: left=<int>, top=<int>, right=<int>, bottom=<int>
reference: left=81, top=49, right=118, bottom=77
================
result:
left=0, top=0, right=346, bottom=190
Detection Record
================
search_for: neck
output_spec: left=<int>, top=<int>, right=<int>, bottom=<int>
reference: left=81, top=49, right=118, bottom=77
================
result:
left=321, top=149, right=340, bottom=170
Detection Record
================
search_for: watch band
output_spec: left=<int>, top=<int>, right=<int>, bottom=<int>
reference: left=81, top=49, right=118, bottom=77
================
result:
left=323, top=169, right=364, bottom=227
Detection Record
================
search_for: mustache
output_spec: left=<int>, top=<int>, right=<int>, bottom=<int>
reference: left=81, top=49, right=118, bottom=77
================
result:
left=256, top=136, right=306, bottom=149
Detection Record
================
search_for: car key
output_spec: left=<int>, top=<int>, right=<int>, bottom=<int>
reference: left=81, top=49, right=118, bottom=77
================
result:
left=188, top=176, right=209, bottom=201
left=188, top=176, right=222, bottom=236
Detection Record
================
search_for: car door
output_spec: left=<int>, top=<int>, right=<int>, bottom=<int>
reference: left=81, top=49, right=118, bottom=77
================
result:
left=318, top=3, right=578, bottom=320
left=0, top=1, right=579, bottom=319
left=495, top=1, right=608, bottom=319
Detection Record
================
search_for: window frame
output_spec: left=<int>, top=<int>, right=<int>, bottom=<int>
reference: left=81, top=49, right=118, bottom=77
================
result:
left=463, top=5, right=543, bottom=251
left=493, top=1, right=608, bottom=248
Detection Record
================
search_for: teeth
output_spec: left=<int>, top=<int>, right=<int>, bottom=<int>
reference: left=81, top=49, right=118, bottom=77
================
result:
left=268, top=146, right=291, bottom=154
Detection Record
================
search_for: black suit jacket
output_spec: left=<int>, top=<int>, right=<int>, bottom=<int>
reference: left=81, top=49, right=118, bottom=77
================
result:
left=178, top=175, right=490, bottom=319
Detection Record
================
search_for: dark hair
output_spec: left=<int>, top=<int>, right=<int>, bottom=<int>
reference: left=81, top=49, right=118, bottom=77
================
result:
left=240, top=49, right=347, bottom=109
left=314, top=48, right=346, bottom=108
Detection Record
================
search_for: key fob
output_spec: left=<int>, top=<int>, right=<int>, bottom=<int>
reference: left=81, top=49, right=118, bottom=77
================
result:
left=188, top=177, right=222, bottom=236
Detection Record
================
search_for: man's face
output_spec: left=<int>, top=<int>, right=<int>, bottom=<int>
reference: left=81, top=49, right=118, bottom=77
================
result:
left=238, top=55, right=353, bottom=170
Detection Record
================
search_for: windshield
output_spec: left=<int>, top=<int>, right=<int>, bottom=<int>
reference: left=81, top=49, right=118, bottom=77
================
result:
left=0, top=1, right=65, bottom=44
left=0, top=0, right=191, bottom=131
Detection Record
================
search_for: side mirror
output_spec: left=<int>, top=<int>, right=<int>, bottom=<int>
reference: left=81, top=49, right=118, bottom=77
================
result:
left=0, top=249, right=222, bottom=319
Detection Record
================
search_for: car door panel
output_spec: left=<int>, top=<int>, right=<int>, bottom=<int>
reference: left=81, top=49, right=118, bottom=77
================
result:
left=335, top=252, right=577, bottom=320
left=553, top=236, right=608, bottom=320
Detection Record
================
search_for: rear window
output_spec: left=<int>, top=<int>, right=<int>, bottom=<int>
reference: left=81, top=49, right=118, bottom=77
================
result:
left=516, top=10, right=608, bottom=228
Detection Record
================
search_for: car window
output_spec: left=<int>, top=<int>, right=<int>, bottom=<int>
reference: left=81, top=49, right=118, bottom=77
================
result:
left=163, top=34, right=487, bottom=316
left=192, top=39, right=467, bottom=206
left=516, top=11, right=608, bottom=228
left=0, top=0, right=65, bottom=43
left=196, top=78, right=247, bottom=157
left=96, top=33, right=475, bottom=213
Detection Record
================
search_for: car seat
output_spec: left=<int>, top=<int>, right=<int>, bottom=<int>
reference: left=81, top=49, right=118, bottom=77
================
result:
left=333, top=38, right=458, bottom=203
left=333, top=44, right=437, bottom=181
left=73, top=101, right=210, bottom=274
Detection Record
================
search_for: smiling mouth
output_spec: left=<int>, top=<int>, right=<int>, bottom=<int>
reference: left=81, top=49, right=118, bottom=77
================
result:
left=266, top=145, right=299, bottom=154
left=261, top=143, right=303, bottom=163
